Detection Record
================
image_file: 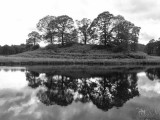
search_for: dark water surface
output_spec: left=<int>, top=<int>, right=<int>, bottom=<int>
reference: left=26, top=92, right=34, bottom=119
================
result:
left=0, top=66, right=160, bottom=120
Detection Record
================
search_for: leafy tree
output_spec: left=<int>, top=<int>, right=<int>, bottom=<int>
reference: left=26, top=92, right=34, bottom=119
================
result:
left=145, top=39, right=160, bottom=55
left=90, top=12, right=140, bottom=52
left=91, top=11, right=115, bottom=46
left=114, top=20, right=131, bottom=52
left=37, top=15, right=56, bottom=44
left=26, top=31, right=41, bottom=46
left=50, top=15, right=75, bottom=46
left=130, top=26, right=141, bottom=51
left=113, top=16, right=140, bottom=52
left=145, top=39, right=155, bottom=54
left=76, top=18, right=92, bottom=44
left=63, top=29, right=78, bottom=45
left=0, top=45, right=16, bottom=55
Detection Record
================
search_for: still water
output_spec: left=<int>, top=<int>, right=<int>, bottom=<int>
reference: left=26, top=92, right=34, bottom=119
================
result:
left=0, top=66, right=160, bottom=120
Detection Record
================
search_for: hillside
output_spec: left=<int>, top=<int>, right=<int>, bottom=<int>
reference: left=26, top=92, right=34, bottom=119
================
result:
left=11, top=44, right=147, bottom=59
left=1, top=44, right=160, bottom=66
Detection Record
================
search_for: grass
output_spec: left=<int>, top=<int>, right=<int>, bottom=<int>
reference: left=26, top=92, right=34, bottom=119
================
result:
left=11, top=44, right=147, bottom=59
left=0, top=44, right=159, bottom=66
left=0, top=55, right=160, bottom=66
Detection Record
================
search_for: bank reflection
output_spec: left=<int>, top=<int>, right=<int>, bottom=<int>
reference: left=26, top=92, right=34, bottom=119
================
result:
left=26, top=69, right=139, bottom=111
left=146, top=67, right=160, bottom=81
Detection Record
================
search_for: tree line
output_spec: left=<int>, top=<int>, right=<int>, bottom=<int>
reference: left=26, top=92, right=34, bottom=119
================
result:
left=27, top=11, right=141, bottom=52
left=145, top=38, right=160, bottom=56
left=0, top=11, right=140, bottom=55
left=0, top=44, right=40, bottom=55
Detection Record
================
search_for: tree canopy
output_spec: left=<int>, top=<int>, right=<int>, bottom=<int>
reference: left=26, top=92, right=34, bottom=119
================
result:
left=26, top=31, right=41, bottom=46
left=145, top=38, right=160, bottom=55
left=76, top=18, right=93, bottom=44
left=27, top=11, right=141, bottom=52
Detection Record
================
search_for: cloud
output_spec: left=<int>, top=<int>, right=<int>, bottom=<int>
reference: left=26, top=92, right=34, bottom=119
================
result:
left=139, top=32, right=155, bottom=43
left=114, top=0, right=160, bottom=20
left=0, top=0, right=160, bottom=45
left=116, top=0, right=155, bottom=13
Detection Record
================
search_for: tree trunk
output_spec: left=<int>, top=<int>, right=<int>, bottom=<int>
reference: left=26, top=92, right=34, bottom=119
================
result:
left=104, top=32, right=107, bottom=46
left=50, top=35, right=53, bottom=44
left=84, top=34, right=87, bottom=45
left=62, top=33, right=64, bottom=46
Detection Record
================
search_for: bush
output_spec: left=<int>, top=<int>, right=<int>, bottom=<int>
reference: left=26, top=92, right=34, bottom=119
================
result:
left=31, top=44, right=40, bottom=50
left=45, top=44, right=57, bottom=51
left=65, top=41, right=78, bottom=47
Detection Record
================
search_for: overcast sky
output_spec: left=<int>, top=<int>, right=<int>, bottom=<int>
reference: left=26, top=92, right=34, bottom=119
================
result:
left=0, top=0, right=160, bottom=45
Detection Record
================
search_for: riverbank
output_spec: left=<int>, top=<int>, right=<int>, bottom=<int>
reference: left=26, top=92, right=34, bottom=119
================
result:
left=0, top=55, right=160, bottom=66
left=0, top=46, right=159, bottom=66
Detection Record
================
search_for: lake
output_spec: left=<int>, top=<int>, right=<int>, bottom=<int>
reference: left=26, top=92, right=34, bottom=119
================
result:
left=0, top=65, right=160, bottom=120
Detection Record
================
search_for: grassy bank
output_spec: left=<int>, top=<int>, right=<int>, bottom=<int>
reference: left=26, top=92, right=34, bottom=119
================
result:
left=0, top=44, right=159, bottom=66
left=0, top=54, right=160, bottom=66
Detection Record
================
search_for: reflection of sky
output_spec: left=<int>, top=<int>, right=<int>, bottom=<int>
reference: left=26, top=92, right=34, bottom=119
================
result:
left=0, top=70, right=27, bottom=90
left=0, top=69, right=160, bottom=120
left=138, top=72, right=160, bottom=97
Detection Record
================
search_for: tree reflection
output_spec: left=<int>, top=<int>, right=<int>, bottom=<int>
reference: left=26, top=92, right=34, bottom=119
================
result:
left=89, top=72, right=139, bottom=111
left=26, top=69, right=139, bottom=111
left=26, top=71, right=41, bottom=88
left=41, top=74, right=78, bottom=106
left=146, top=68, right=160, bottom=80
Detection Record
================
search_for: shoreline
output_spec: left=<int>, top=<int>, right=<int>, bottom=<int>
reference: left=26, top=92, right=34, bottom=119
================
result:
left=0, top=56, right=160, bottom=66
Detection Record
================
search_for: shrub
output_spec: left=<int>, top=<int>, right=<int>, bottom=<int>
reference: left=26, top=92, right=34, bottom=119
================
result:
left=45, top=44, right=57, bottom=51
left=31, top=44, right=40, bottom=50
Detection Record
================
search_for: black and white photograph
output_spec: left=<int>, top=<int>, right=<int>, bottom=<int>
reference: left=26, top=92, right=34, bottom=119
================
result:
left=0, top=0, right=160, bottom=120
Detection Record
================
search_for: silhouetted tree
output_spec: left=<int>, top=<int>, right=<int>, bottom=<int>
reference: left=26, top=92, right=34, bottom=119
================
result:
left=113, top=16, right=140, bottom=52
left=91, top=11, right=115, bottom=46
left=90, top=12, right=140, bottom=52
left=63, top=29, right=78, bottom=45
left=76, top=18, right=93, bottom=44
left=50, top=15, right=75, bottom=45
left=26, top=31, right=41, bottom=46
left=37, top=15, right=56, bottom=44
left=145, top=38, right=160, bottom=55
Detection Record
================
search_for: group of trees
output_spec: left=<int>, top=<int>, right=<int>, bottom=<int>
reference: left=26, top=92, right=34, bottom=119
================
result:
left=0, top=44, right=26, bottom=55
left=0, top=44, right=40, bottom=55
left=26, top=69, right=139, bottom=111
left=145, top=38, right=160, bottom=55
left=27, top=11, right=140, bottom=52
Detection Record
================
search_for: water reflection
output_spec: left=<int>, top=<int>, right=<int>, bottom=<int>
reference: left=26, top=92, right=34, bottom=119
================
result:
left=2, top=66, right=160, bottom=120
left=146, top=67, right=160, bottom=81
left=26, top=69, right=139, bottom=111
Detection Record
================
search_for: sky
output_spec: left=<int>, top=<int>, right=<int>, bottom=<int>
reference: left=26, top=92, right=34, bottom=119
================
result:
left=0, top=0, right=160, bottom=45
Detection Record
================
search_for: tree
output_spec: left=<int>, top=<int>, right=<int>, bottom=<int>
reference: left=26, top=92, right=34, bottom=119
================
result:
left=90, top=12, right=140, bottom=52
left=145, top=39, right=158, bottom=55
left=26, top=31, right=41, bottom=46
left=130, top=26, right=141, bottom=51
left=63, top=29, right=78, bottom=45
left=50, top=15, right=74, bottom=46
left=91, top=11, right=115, bottom=46
left=113, top=16, right=140, bottom=52
left=0, top=45, right=16, bottom=55
left=115, top=20, right=133, bottom=52
left=37, top=15, right=56, bottom=44
left=76, top=18, right=92, bottom=44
